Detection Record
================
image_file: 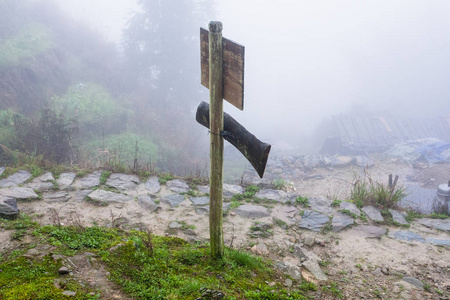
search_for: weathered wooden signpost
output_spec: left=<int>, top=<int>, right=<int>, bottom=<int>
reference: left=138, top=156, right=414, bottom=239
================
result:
left=197, top=21, right=271, bottom=259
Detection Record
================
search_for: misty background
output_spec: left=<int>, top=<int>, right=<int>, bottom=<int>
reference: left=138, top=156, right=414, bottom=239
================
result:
left=1, top=0, right=449, bottom=176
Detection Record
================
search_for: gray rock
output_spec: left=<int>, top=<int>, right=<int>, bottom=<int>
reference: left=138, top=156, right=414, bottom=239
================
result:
left=190, top=196, right=209, bottom=206
left=356, top=155, right=375, bottom=167
left=0, top=170, right=31, bottom=188
left=145, top=176, right=161, bottom=195
left=332, top=213, right=354, bottom=232
left=308, top=198, right=334, bottom=215
left=87, top=189, right=133, bottom=204
left=425, top=238, right=450, bottom=246
left=275, top=261, right=302, bottom=280
left=254, top=189, right=289, bottom=203
left=166, top=179, right=189, bottom=193
left=58, top=267, right=70, bottom=274
left=44, top=192, right=71, bottom=202
left=0, top=196, right=18, bottom=218
left=27, top=172, right=55, bottom=192
left=392, top=230, right=425, bottom=243
left=349, top=225, right=387, bottom=238
left=339, top=201, right=361, bottom=217
left=195, top=202, right=230, bottom=215
left=293, top=244, right=320, bottom=261
left=234, top=204, right=270, bottom=218
left=223, top=184, right=244, bottom=198
left=402, top=277, right=424, bottom=289
left=62, top=291, right=76, bottom=296
left=303, top=236, right=315, bottom=247
left=0, top=167, right=4, bottom=176
left=302, top=259, right=328, bottom=281
left=361, top=206, right=384, bottom=222
left=74, top=171, right=101, bottom=189
left=389, top=209, right=408, bottom=225
left=332, top=156, right=354, bottom=167
left=74, top=189, right=92, bottom=202
left=161, top=194, right=185, bottom=207
left=0, top=187, right=39, bottom=200
left=137, top=195, right=161, bottom=212
left=297, top=210, right=330, bottom=232
left=169, top=221, right=182, bottom=229
left=196, top=185, right=210, bottom=195
left=57, top=173, right=76, bottom=190
left=417, top=218, right=450, bottom=232
left=106, top=173, right=140, bottom=190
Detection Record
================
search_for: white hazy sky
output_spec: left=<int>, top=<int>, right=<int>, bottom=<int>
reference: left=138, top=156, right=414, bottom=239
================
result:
left=56, top=0, right=450, bottom=147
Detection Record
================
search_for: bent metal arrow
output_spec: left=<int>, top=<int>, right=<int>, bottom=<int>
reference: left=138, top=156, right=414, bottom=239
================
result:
left=197, top=21, right=271, bottom=259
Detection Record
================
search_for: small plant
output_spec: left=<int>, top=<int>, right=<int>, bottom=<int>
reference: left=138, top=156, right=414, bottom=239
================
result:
left=141, top=229, right=154, bottom=257
left=273, top=218, right=288, bottom=228
left=272, top=178, right=287, bottom=190
left=322, top=281, right=343, bottom=298
left=331, top=199, right=342, bottom=207
left=341, top=209, right=358, bottom=219
left=319, top=260, right=331, bottom=267
left=243, top=185, right=259, bottom=198
left=99, top=170, right=111, bottom=185
left=423, top=282, right=431, bottom=292
left=158, top=173, right=174, bottom=184
left=295, top=196, right=309, bottom=207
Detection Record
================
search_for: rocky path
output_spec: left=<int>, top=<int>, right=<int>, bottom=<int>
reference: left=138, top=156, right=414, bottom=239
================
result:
left=0, top=167, right=449, bottom=299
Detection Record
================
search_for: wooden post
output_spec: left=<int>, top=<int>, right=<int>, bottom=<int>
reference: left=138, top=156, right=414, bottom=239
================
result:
left=208, top=21, right=224, bottom=259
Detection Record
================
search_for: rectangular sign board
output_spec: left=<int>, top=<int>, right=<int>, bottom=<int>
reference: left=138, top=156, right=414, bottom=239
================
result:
left=200, top=28, right=245, bottom=110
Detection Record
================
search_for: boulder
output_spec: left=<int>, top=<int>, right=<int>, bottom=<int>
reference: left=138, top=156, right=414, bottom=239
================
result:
left=0, top=170, right=31, bottom=187
left=0, top=196, right=18, bottom=218
left=106, top=173, right=140, bottom=190
left=145, top=176, right=161, bottom=195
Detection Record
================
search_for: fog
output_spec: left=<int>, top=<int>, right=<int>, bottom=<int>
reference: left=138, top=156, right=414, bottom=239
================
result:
left=57, top=0, right=450, bottom=151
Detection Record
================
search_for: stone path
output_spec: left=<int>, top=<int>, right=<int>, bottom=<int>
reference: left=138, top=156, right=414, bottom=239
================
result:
left=0, top=169, right=449, bottom=283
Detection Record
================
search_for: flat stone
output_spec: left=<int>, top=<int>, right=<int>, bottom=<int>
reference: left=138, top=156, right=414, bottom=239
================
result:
left=0, top=187, right=39, bottom=200
left=223, top=184, right=244, bottom=198
left=195, top=202, right=230, bottom=215
left=234, top=204, right=270, bottom=218
left=106, top=173, right=139, bottom=190
left=402, top=277, right=424, bottom=289
left=169, top=221, right=182, bottom=229
left=349, top=225, right=387, bottom=238
left=161, top=194, right=185, bottom=207
left=294, top=244, right=320, bottom=261
left=137, top=195, right=161, bottom=212
left=190, top=196, right=209, bottom=206
left=308, top=198, right=334, bottom=215
left=339, top=201, right=361, bottom=217
left=392, top=230, right=425, bottom=243
left=57, top=173, right=76, bottom=190
left=275, top=261, right=302, bottom=280
left=74, top=189, right=92, bottom=202
left=27, top=172, right=55, bottom=192
left=0, top=195, right=18, bottom=218
left=361, top=206, right=384, bottom=222
left=166, top=179, right=189, bottom=193
left=389, top=209, right=408, bottom=225
left=332, top=213, right=354, bottom=232
left=74, top=171, right=101, bottom=189
left=197, top=185, right=210, bottom=195
left=425, top=238, right=450, bottom=246
left=145, top=176, right=161, bottom=195
left=297, top=210, right=329, bottom=232
left=417, top=218, right=450, bottom=232
left=87, top=189, right=133, bottom=204
left=254, top=189, right=289, bottom=203
left=58, top=266, right=70, bottom=274
left=44, top=192, right=71, bottom=202
left=302, top=259, right=328, bottom=281
left=0, top=170, right=31, bottom=187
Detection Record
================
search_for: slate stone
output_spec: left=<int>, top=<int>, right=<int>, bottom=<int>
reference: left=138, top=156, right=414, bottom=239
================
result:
left=255, top=189, right=289, bottom=203
left=425, top=238, right=450, bottom=246
left=74, top=190, right=92, bottom=202
left=0, top=167, right=4, bottom=176
left=297, top=210, right=330, bottom=232
left=190, top=196, right=209, bottom=206
left=302, top=259, right=328, bottom=281
left=137, top=195, right=161, bottom=212
left=308, top=198, right=334, bottom=215
left=362, top=206, right=384, bottom=222
left=43, top=192, right=71, bottom=202
left=293, top=244, right=320, bottom=261
left=27, top=172, right=55, bottom=192
left=392, top=230, right=425, bottom=243
left=57, top=173, right=76, bottom=190
left=196, top=185, right=210, bottom=195
left=145, top=176, right=161, bottom=195
left=195, top=202, right=230, bottom=215
left=87, top=189, right=133, bottom=204
left=223, top=184, right=244, bottom=198
left=0, top=170, right=31, bottom=187
left=0, top=187, right=39, bottom=200
left=74, top=172, right=101, bottom=189
left=106, top=173, right=139, bottom=191
left=418, top=218, right=450, bottom=232
left=0, top=195, right=18, bottom=218
left=275, top=261, right=302, bottom=280
left=169, top=221, right=182, bottom=229
left=402, top=277, right=424, bottom=289
left=340, top=201, right=361, bottom=217
left=161, top=194, right=185, bottom=207
left=166, top=179, right=189, bottom=193
left=234, top=204, right=270, bottom=218
left=349, top=225, right=386, bottom=238
left=332, top=213, right=354, bottom=232
left=389, top=209, right=408, bottom=225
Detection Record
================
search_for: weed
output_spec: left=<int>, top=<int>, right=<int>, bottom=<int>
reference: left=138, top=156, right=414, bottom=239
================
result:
left=319, top=260, right=331, bottom=267
left=322, top=281, right=343, bottom=298
left=272, top=178, right=287, bottom=190
left=423, top=282, right=431, bottom=292
left=331, top=199, right=342, bottom=207
left=158, top=173, right=174, bottom=184
left=296, top=196, right=309, bottom=207
left=341, top=209, right=358, bottom=219
left=273, top=218, right=288, bottom=228
left=177, top=220, right=196, bottom=230
left=99, top=170, right=111, bottom=185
